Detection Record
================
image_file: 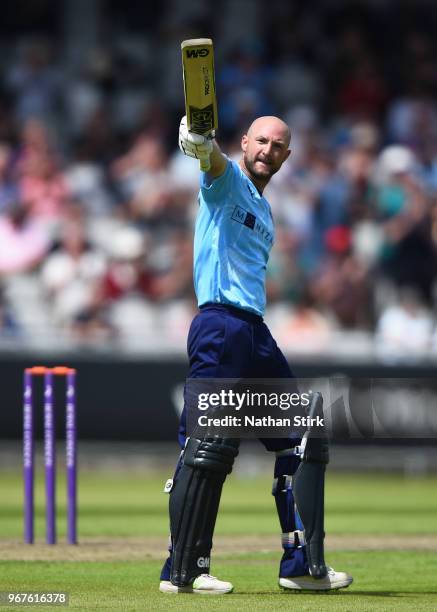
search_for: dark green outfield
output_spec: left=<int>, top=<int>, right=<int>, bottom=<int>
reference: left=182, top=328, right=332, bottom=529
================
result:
left=2, top=552, right=437, bottom=611
left=1, top=471, right=436, bottom=610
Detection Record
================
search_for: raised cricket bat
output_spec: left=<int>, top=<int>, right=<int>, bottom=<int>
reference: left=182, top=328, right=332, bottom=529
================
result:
left=181, top=38, right=218, bottom=172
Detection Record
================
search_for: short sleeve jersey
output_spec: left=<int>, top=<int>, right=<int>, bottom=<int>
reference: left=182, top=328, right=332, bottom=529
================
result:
left=194, top=160, right=275, bottom=316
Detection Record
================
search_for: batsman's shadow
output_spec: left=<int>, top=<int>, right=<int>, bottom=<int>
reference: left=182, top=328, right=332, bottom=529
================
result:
left=231, top=590, right=437, bottom=597
left=335, top=590, right=437, bottom=597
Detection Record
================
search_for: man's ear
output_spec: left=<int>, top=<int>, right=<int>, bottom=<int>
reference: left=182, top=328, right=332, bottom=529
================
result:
left=241, top=134, right=248, bottom=152
left=283, top=149, right=291, bottom=162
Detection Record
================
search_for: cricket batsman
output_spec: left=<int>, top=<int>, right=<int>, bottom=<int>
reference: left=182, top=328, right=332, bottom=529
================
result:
left=158, top=114, right=353, bottom=594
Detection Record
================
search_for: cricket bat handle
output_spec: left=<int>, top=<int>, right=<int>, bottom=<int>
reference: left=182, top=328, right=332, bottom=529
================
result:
left=200, top=156, right=211, bottom=172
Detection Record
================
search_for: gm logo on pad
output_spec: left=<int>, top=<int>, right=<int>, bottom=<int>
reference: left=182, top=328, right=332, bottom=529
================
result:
left=197, top=556, right=210, bottom=568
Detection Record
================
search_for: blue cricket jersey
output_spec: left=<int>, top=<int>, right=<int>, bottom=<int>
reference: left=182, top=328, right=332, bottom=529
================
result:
left=194, top=159, right=275, bottom=316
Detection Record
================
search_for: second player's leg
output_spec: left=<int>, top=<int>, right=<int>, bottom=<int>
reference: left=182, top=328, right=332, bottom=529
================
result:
left=252, top=323, right=310, bottom=578
left=255, top=325, right=352, bottom=590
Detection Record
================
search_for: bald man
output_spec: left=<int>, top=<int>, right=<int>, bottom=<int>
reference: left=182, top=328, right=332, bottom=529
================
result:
left=159, top=117, right=353, bottom=595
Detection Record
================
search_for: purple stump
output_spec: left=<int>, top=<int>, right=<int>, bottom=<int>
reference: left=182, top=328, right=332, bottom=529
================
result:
left=66, top=369, right=77, bottom=544
left=23, top=370, right=34, bottom=544
left=44, top=369, right=56, bottom=544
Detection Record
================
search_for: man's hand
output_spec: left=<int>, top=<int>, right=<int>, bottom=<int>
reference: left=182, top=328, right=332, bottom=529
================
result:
left=178, top=116, right=213, bottom=163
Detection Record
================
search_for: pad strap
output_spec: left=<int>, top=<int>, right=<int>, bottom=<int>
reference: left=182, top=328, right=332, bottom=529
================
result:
left=282, top=530, right=306, bottom=548
left=275, top=448, right=299, bottom=457
left=271, top=474, right=293, bottom=495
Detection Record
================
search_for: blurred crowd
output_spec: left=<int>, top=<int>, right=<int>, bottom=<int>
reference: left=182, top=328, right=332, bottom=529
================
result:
left=1, top=1, right=437, bottom=360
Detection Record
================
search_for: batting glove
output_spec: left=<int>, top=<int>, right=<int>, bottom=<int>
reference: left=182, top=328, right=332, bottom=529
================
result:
left=178, top=116, right=213, bottom=160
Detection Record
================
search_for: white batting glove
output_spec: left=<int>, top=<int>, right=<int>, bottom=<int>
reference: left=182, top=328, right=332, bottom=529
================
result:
left=178, top=116, right=213, bottom=161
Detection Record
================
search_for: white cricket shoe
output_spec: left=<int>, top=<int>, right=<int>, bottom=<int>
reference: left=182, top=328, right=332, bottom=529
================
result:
left=159, top=574, right=233, bottom=595
left=279, top=567, right=353, bottom=591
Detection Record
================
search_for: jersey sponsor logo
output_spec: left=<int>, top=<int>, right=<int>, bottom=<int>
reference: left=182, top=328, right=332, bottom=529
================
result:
left=254, top=219, right=273, bottom=243
left=231, top=206, right=273, bottom=244
left=197, top=556, right=210, bottom=568
left=244, top=211, right=256, bottom=229
left=231, top=205, right=252, bottom=226
left=186, top=48, right=210, bottom=58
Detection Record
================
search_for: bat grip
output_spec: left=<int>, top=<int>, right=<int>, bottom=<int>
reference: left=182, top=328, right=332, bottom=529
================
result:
left=199, top=156, right=211, bottom=172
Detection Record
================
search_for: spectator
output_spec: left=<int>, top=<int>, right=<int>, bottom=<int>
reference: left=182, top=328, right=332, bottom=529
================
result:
left=112, top=133, right=194, bottom=226
left=0, top=287, right=20, bottom=339
left=40, top=215, right=106, bottom=326
left=0, top=200, right=50, bottom=275
left=277, top=289, right=333, bottom=354
left=6, top=39, right=64, bottom=124
left=375, top=146, right=437, bottom=303
left=97, top=225, right=154, bottom=303
left=310, top=227, right=372, bottom=329
left=17, top=119, right=69, bottom=227
left=0, top=143, right=17, bottom=212
left=376, top=288, right=433, bottom=359
left=218, top=44, right=274, bottom=138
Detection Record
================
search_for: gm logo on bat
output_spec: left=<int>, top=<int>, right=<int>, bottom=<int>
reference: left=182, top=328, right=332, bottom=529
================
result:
left=186, top=48, right=210, bottom=58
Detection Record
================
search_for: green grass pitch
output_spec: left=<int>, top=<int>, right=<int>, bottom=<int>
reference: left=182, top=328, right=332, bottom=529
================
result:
left=0, top=469, right=437, bottom=610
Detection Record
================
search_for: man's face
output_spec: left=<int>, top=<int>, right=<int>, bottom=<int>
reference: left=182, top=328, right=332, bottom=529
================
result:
left=241, top=123, right=291, bottom=181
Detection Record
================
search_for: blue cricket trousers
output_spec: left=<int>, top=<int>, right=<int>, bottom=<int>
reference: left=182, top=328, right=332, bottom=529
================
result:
left=178, top=303, right=301, bottom=452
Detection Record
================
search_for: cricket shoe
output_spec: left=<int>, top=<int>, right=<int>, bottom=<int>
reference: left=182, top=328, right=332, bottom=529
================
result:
left=159, top=574, right=233, bottom=595
left=279, top=567, right=353, bottom=592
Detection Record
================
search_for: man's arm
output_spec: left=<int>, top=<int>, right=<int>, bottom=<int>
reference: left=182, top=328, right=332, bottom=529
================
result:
left=178, top=116, right=227, bottom=179
left=206, top=139, right=227, bottom=179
